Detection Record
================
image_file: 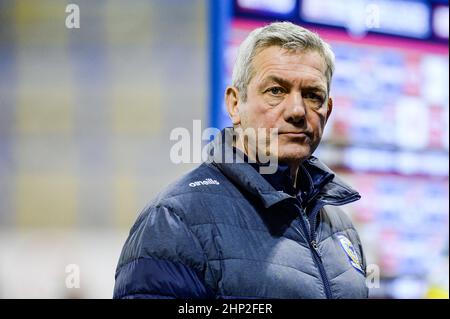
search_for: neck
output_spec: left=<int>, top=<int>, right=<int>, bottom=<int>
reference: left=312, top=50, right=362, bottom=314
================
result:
left=234, top=131, right=257, bottom=162
left=235, top=132, right=302, bottom=187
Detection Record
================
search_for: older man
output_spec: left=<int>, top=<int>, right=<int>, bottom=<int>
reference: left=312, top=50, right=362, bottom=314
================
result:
left=113, top=22, right=368, bottom=299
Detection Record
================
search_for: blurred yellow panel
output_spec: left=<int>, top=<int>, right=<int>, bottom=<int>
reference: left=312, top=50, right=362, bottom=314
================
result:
left=111, top=86, right=162, bottom=135
left=14, top=0, right=69, bottom=45
left=426, top=285, right=449, bottom=299
left=15, top=89, right=74, bottom=136
left=15, top=174, right=78, bottom=228
left=114, top=174, right=138, bottom=229
left=104, top=1, right=153, bottom=46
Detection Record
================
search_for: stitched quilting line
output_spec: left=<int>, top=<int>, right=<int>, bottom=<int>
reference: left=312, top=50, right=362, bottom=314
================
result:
left=316, top=226, right=358, bottom=243
left=116, top=256, right=204, bottom=277
left=207, top=256, right=320, bottom=280
left=328, top=266, right=354, bottom=282
left=189, top=221, right=310, bottom=249
left=189, top=221, right=357, bottom=249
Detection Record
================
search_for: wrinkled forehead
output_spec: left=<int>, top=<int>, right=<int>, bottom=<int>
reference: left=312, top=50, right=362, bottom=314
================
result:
left=251, top=46, right=328, bottom=84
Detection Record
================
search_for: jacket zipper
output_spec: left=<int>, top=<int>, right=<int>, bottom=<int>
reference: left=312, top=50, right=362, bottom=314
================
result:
left=297, top=193, right=361, bottom=299
left=295, top=203, right=333, bottom=299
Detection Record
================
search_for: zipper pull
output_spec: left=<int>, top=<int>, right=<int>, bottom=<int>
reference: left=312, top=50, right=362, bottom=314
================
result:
left=311, top=240, right=322, bottom=258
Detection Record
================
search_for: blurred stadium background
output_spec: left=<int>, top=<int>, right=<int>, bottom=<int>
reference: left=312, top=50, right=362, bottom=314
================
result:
left=0, top=0, right=448, bottom=298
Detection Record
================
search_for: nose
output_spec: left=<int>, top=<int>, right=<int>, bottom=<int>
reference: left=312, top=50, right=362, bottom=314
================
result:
left=283, top=92, right=306, bottom=125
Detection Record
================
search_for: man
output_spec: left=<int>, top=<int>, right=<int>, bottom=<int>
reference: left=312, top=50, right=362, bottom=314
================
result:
left=113, top=22, right=368, bottom=299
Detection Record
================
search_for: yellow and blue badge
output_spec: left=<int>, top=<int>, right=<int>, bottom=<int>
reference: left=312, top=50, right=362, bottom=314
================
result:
left=337, top=234, right=364, bottom=274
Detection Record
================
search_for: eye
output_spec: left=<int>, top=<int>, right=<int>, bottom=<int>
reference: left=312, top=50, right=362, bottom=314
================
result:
left=303, top=92, right=324, bottom=103
left=265, top=87, right=285, bottom=96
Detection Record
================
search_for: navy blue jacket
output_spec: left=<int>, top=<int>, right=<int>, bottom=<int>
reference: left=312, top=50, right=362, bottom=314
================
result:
left=113, top=129, right=368, bottom=299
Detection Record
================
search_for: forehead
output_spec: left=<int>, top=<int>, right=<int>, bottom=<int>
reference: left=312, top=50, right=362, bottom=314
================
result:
left=251, top=46, right=327, bottom=86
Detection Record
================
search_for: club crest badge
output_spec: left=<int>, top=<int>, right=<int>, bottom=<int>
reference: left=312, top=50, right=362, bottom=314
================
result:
left=337, top=234, right=364, bottom=274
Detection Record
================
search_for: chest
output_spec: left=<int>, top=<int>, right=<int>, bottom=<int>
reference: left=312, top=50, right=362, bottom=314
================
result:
left=198, top=209, right=367, bottom=298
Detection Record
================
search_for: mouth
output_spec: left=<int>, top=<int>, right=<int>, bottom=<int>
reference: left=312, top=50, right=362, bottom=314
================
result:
left=279, top=132, right=311, bottom=139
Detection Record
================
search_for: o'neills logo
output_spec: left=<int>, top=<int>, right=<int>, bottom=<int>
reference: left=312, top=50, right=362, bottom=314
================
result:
left=189, top=178, right=220, bottom=187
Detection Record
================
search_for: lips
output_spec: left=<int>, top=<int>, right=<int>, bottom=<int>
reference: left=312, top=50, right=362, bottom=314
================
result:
left=279, top=131, right=311, bottom=138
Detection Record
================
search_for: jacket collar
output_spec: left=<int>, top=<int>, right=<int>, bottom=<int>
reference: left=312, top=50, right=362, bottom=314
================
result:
left=206, top=128, right=360, bottom=209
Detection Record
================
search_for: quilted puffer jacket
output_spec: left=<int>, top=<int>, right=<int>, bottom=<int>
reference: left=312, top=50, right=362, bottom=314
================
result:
left=113, top=128, right=368, bottom=299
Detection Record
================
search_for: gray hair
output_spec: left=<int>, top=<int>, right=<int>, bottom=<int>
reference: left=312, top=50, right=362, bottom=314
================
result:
left=231, top=21, right=335, bottom=101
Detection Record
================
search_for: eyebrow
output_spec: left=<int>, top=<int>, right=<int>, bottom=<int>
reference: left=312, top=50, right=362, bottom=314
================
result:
left=259, top=75, right=327, bottom=94
left=259, top=75, right=292, bottom=89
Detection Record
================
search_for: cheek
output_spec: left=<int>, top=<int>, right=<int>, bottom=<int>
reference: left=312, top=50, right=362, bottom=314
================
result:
left=310, top=111, right=328, bottom=134
left=261, top=111, right=280, bottom=127
left=244, top=102, right=279, bottom=128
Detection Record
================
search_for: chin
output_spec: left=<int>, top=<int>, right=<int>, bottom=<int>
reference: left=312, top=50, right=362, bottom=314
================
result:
left=276, top=144, right=311, bottom=164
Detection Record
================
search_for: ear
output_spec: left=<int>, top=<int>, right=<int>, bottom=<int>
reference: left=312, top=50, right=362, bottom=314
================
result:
left=225, top=86, right=241, bottom=126
left=325, top=96, right=333, bottom=123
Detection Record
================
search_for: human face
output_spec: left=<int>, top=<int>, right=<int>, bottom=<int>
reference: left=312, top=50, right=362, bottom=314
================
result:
left=227, top=46, right=333, bottom=165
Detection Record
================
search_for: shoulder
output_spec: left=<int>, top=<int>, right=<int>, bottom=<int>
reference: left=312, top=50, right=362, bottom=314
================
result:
left=321, top=205, right=356, bottom=232
left=125, top=162, right=243, bottom=238
left=117, top=162, right=243, bottom=271
left=155, top=162, right=228, bottom=202
left=143, top=162, right=242, bottom=219
left=320, top=205, right=363, bottom=248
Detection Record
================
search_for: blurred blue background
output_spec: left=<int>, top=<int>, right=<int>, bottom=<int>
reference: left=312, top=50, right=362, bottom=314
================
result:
left=0, top=0, right=448, bottom=298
